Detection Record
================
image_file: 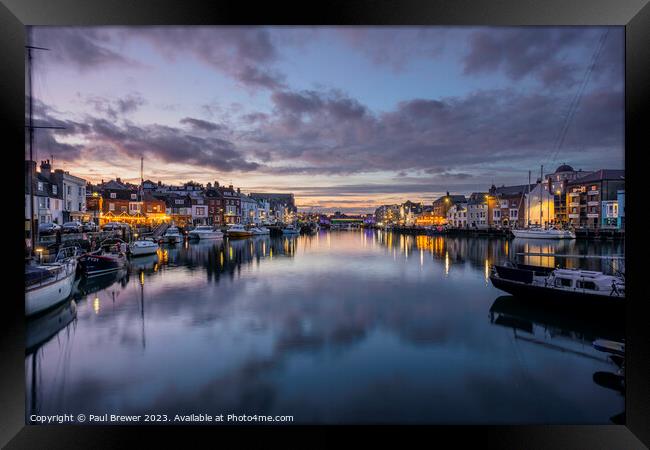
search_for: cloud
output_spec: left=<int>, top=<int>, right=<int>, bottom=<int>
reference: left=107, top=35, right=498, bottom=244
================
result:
left=29, top=27, right=138, bottom=71
left=462, top=27, right=623, bottom=89
left=32, top=107, right=259, bottom=172
left=241, top=86, right=623, bottom=179
left=180, top=117, right=226, bottom=132
left=84, top=93, right=146, bottom=120
left=335, top=27, right=448, bottom=71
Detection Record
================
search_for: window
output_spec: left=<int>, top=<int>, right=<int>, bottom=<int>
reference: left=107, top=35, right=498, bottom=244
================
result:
left=37, top=182, right=44, bottom=191
left=52, top=185, right=57, bottom=195
left=175, top=199, right=184, bottom=205
left=67, top=186, right=71, bottom=195
left=109, top=203, right=115, bottom=211
left=78, top=186, right=82, bottom=196
left=576, top=280, right=597, bottom=290
left=555, top=278, right=573, bottom=288
left=110, top=192, right=116, bottom=199
left=131, top=193, right=137, bottom=200
left=79, top=202, right=82, bottom=211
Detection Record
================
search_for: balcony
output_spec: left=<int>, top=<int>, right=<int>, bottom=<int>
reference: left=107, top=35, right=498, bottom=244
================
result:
left=586, top=213, right=599, bottom=218
left=569, top=202, right=580, bottom=207
left=587, top=201, right=599, bottom=206
left=568, top=214, right=580, bottom=219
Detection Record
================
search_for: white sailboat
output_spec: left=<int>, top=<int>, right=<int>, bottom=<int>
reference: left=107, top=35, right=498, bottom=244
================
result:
left=25, top=258, right=77, bottom=316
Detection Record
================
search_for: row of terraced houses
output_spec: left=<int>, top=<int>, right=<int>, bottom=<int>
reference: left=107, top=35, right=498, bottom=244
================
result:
left=25, top=159, right=297, bottom=230
left=374, top=164, right=625, bottom=230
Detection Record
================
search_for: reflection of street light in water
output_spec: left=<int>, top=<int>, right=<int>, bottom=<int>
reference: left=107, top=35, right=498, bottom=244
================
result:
left=484, top=259, right=490, bottom=284
left=445, top=251, right=450, bottom=277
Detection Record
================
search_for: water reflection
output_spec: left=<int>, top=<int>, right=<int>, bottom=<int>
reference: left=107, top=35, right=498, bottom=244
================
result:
left=26, top=231, right=624, bottom=424
left=489, top=295, right=625, bottom=423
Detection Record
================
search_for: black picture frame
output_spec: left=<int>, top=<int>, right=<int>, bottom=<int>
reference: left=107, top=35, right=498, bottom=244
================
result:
left=1, top=0, right=648, bottom=447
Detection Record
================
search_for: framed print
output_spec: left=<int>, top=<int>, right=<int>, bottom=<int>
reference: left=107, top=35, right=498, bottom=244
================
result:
left=1, top=0, right=648, bottom=447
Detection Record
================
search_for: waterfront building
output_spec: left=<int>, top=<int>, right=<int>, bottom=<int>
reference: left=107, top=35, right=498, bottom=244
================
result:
left=446, top=204, right=468, bottom=228
left=467, top=193, right=490, bottom=229
left=24, top=160, right=63, bottom=227
left=617, top=190, right=625, bottom=230
left=98, top=178, right=167, bottom=226
left=543, top=164, right=589, bottom=225
left=164, top=193, right=193, bottom=226
left=249, top=192, right=296, bottom=223
left=374, top=204, right=400, bottom=225
left=488, top=184, right=532, bottom=228
left=523, top=181, right=555, bottom=227
left=239, top=193, right=260, bottom=225
left=219, top=185, right=242, bottom=224
left=400, top=200, right=423, bottom=225
left=432, top=193, right=467, bottom=221
left=43, top=161, right=87, bottom=223
left=256, top=198, right=271, bottom=224
left=566, top=169, right=625, bottom=229
left=191, top=195, right=209, bottom=225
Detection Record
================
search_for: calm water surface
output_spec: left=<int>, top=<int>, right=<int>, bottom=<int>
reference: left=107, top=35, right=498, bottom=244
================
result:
left=26, top=230, right=624, bottom=424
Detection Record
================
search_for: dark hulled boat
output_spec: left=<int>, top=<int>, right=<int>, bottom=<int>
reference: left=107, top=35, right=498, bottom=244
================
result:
left=489, top=262, right=624, bottom=307
left=78, top=239, right=127, bottom=277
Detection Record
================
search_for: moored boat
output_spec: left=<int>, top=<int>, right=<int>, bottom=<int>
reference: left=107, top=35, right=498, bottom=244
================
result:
left=490, top=263, right=624, bottom=305
left=250, top=226, right=270, bottom=235
left=25, top=258, right=77, bottom=317
left=226, top=224, right=253, bottom=238
left=78, top=239, right=128, bottom=277
left=188, top=225, right=224, bottom=240
left=511, top=227, right=576, bottom=239
left=282, top=224, right=300, bottom=235
left=162, top=225, right=183, bottom=244
left=129, top=238, right=159, bottom=256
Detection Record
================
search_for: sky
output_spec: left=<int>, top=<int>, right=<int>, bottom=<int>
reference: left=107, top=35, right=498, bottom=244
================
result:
left=27, top=26, right=624, bottom=213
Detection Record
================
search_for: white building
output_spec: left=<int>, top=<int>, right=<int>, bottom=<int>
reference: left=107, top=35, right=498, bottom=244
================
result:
left=46, top=162, right=87, bottom=223
left=240, top=194, right=260, bottom=225
left=524, top=182, right=555, bottom=227
left=191, top=196, right=209, bottom=225
left=446, top=203, right=468, bottom=228
left=467, top=193, right=489, bottom=229
left=256, top=199, right=271, bottom=224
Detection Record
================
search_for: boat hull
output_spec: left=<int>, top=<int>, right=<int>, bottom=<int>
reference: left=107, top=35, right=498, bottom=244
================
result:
left=227, top=232, right=253, bottom=237
left=189, top=232, right=223, bottom=240
left=511, top=229, right=576, bottom=239
left=130, top=245, right=159, bottom=256
left=25, top=262, right=77, bottom=316
left=78, top=253, right=126, bottom=276
left=163, top=235, right=182, bottom=243
left=490, top=275, right=624, bottom=307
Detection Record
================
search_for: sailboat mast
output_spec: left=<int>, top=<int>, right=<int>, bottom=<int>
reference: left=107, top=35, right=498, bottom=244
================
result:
left=27, top=46, right=36, bottom=254
left=527, top=171, right=531, bottom=227
left=539, top=165, right=543, bottom=226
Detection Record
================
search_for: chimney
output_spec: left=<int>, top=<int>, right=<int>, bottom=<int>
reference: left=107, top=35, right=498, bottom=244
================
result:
left=214, top=181, right=219, bottom=187
left=229, top=184, right=233, bottom=190
left=237, top=187, right=241, bottom=194
left=40, top=159, right=51, bottom=178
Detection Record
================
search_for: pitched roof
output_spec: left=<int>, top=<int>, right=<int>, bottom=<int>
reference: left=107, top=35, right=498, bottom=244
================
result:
left=102, top=179, right=130, bottom=190
left=568, top=169, right=624, bottom=185
left=493, top=184, right=535, bottom=196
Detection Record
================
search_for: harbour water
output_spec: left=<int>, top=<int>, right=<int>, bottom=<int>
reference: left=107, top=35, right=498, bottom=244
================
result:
left=26, top=230, right=624, bottom=424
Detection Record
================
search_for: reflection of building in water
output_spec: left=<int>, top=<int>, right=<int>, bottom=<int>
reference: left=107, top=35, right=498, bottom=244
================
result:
left=164, top=236, right=298, bottom=283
